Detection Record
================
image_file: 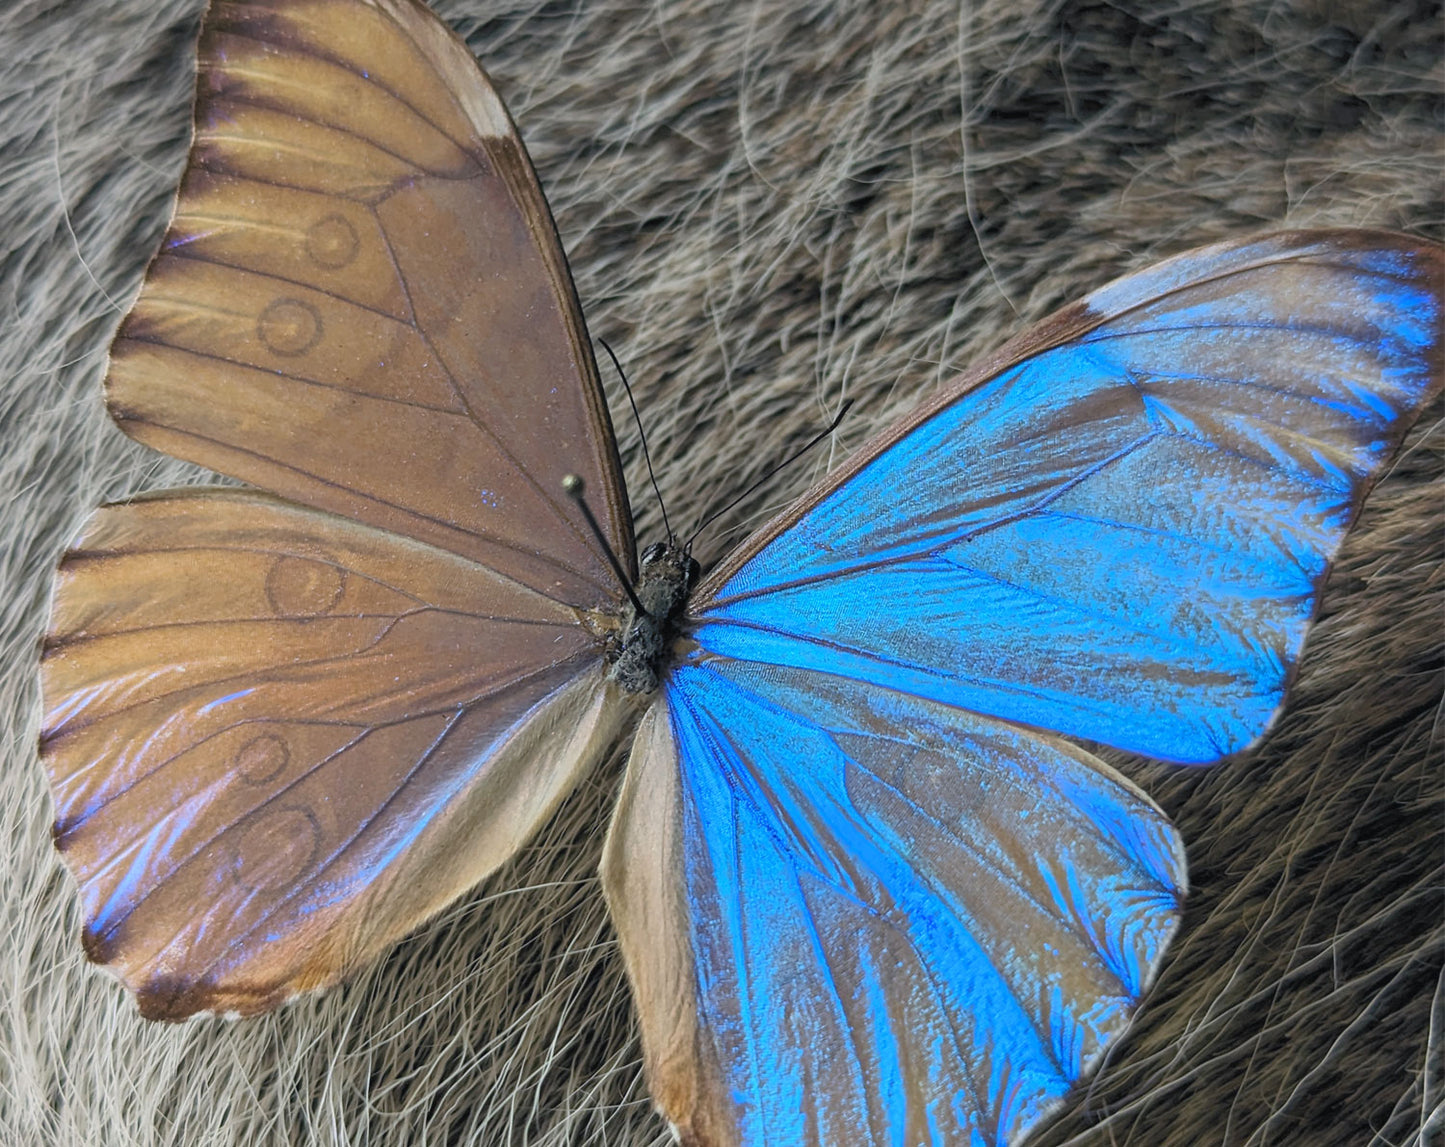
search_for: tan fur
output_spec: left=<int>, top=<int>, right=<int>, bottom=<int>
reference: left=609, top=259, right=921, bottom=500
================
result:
left=0, top=0, right=1438, bottom=1144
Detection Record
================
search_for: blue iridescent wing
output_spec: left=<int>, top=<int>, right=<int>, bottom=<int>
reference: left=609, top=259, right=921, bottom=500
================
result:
left=602, top=230, right=1442, bottom=1144
left=602, top=665, right=1185, bottom=1146
left=694, top=231, right=1443, bottom=764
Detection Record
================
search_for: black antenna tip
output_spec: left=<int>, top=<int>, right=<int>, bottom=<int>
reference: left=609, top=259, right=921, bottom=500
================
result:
left=562, top=473, right=585, bottom=497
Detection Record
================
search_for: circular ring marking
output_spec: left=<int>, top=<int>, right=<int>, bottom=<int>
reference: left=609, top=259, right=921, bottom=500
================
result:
left=235, top=732, right=290, bottom=786
left=228, top=805, right=323, bottom=893
left=265, top=555, right=346, bottom=618
left=256, top=297, right=323, bottom=357
left=305, top=213, right=360, bottom=269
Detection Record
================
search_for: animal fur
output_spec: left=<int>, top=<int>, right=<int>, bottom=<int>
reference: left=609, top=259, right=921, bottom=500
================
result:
left=0, top=0, right=1438, bottom=1144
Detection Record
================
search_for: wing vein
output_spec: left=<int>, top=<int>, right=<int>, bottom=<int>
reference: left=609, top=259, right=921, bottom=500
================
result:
left=211, top=20, right=494, bottom=163
left=202, top=88, right=481, bottom=182
left=365, top=201, right=615, bottom=583
left=106, top=414, right=615, bottom=600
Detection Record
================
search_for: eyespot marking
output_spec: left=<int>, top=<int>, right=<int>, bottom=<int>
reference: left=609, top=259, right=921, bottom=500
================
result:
left=256, top=297, right=323, bottom=357
left=305, top=213, right=360, bottom=269
left=265, top=555, right=346, bottom=617
left=228, top=806, right=322, bottom=892
left=235, top=732, right=290, bottom=786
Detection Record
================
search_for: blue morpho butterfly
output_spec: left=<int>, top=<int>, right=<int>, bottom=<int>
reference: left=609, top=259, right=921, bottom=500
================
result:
left=36, top=0, right=1443, bottom=1144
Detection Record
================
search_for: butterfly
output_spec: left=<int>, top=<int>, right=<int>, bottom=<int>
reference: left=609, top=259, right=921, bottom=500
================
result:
left=36, top=0, right=1442, bottom=1144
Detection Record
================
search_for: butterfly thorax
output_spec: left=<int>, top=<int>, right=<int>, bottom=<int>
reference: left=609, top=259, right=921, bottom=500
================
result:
left=609, top=541, right=699, bottom=695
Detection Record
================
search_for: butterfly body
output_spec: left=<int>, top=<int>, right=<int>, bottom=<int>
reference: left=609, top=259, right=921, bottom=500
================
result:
left=36, top=0, right=1442, bottom=1144
left=610, top=542, right=701, bottom=695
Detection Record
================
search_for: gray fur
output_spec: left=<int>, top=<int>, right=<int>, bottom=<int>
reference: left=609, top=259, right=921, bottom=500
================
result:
left=0, top=0, right=1438, bottom=1144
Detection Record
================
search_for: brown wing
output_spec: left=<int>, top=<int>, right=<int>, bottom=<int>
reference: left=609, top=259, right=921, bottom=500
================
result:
left=105, top=0, right=634, bottom=605
left=42, top=490, right=627, bottom=1019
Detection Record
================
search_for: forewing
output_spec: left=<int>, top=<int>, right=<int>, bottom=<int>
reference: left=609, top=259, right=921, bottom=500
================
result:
left=105, top=0, right=633, bottom=603
left=694, top=231, right=1443, bottom=763
left=602, top=658, right=1185, bottom=1146
left=42, top=490, right=626, bottom=1019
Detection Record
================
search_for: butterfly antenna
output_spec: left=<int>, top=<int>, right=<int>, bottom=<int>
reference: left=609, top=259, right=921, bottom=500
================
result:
left=598, top=338, right=673, bottom=541
left=562, top=474, right=650, bottom=617
left=685, top=399, right=854, bottom=549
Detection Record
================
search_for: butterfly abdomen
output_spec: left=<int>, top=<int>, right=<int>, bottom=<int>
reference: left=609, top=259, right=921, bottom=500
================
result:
left=609, top=542, right=698, bottom=694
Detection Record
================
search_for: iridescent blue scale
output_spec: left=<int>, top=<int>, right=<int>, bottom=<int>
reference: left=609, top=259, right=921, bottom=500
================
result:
left=601, top=231, right=1444, bottom=1145
left=692, top=237, right=1438, bottom=763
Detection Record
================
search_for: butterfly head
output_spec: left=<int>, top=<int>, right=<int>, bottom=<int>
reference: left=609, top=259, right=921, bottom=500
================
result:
left=608, top=541, right=699, bottom=695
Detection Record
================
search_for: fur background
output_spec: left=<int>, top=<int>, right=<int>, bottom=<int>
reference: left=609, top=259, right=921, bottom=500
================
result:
left=0, top=0, right=1439, bottom=1144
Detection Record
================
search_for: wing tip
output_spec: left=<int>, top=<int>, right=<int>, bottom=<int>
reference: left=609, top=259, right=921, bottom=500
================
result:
left=49, top=813, right=77, bottom=852
left=132, top=972, right=289, bottom=1024
left=103, top=393, right=146, bottom=431
left=652, top=1095, right=740, bottom=1147
left=37, top=622, right=66, bottom=660
left=1190, top=225, right=1440, bottom=266
left=79, top=918, right=120, bottom=968
left=78, top=947, right=314, bottom=1025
